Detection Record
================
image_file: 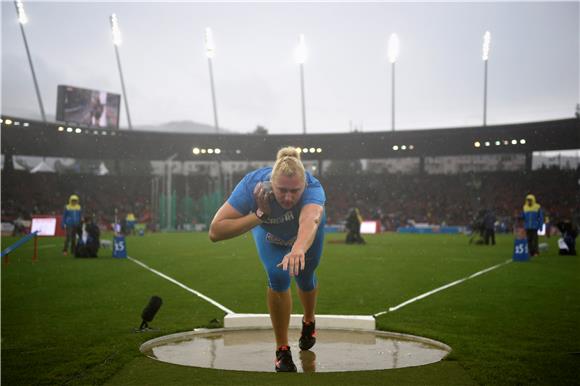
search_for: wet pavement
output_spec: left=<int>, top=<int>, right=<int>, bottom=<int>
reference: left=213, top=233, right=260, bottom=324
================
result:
left=141, top=328, right=451, bottom=372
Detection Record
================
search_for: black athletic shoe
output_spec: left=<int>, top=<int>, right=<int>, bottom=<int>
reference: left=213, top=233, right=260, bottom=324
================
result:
left=299, top=319, right=316, bottom=351
left=275, top=345, right=297, bottom=372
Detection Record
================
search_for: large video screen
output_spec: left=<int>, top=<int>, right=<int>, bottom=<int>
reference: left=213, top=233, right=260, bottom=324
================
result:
left=56, top=85, right=121, bottom=129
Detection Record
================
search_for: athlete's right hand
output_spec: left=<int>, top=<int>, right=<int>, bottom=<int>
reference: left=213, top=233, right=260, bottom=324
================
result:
left=253, top=182, right=272, bottom=216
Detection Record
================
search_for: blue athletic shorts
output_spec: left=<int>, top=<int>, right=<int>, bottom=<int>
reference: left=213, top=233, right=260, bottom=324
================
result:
left=251, top=225, right=325, bottom=292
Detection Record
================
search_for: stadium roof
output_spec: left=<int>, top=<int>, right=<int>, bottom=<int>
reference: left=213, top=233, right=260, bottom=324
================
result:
left=1, top=116, right=578, bottom=162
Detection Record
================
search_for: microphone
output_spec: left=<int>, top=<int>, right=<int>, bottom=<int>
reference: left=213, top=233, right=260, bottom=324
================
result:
left=138, top=296, right=163, bottom=331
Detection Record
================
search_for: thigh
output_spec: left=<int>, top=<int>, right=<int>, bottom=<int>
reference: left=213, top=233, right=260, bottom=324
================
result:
left=252, top=227, right=291, bottom=292
left=295, top=225, right=325, bottom=291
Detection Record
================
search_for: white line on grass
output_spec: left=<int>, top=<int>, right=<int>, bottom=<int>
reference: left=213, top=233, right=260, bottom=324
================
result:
left=127, top=256, right=235, bottom=315
left=373, top=259, right=512, bottom=318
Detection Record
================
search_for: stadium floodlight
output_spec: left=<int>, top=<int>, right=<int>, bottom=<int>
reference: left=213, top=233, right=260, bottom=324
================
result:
left=482, top=31, right=491, bottom=127
left=520, top=139, right=526, bottom=144
left=192, top=147, right=200, bottom=155
left=204, top=27, right=220, bottom=133
left=392, top=145, right=399, bottom=151
left=110, top=13, right=122, bottom=46
left=109, top=13, right=133, bottom=130
left=295, top=34, right=308, bottom=134
left=205, top=27, right=215, bottom=59
left=388, top=34, right=399, bottom=64
left=474, top=141, right=481, bottom=148
left=214, top=148, right=221, bottom=154
left=482, top=31, right=491, bottom=61
left=14, top=0, right=46, bottom=123
left=15, top=0, right=28, bottom=24
left=388, top=33, right=399, bottom=131
left=295, top=34, right=307, bottom=65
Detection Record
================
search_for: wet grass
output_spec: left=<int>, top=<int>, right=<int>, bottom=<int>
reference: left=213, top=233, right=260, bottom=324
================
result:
left=1, top=232, right=578, bottom=385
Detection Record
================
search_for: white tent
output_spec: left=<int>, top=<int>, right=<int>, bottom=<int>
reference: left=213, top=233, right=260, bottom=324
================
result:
left=97, top=162, right=109, bottom=176
left=30, top=159, right=55, bottom=173
left=7, top=157, right=29, bottom=171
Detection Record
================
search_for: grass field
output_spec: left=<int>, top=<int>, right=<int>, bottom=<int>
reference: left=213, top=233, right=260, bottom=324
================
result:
left=2, top=231, right=579, bottom=385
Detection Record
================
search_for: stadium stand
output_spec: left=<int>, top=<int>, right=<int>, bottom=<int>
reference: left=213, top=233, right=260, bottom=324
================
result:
left=2, top=168, right=578, bottom=234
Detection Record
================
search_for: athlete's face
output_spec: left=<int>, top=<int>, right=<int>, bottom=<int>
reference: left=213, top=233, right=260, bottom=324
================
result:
left=271, top=174, right=305, bottom=209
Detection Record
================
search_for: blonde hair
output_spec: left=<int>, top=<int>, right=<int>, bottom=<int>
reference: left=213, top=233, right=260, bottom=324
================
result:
left=272, top=146, right=305, bottom=182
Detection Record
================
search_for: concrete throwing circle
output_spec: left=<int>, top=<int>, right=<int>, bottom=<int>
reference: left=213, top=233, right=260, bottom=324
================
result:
left=140, top=328, right=451, bottom=372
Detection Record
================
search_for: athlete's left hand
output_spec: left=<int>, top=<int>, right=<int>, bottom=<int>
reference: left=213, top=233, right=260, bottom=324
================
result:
left=277, top=248, right=305, bottom=276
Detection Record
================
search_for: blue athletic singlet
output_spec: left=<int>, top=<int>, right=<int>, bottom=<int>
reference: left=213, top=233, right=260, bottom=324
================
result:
left=227, top=167, right=326, bottom=291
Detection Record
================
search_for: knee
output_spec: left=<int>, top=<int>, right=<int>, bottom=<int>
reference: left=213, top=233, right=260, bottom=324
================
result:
left=295, top=273, right=317, bottom=292
left=268, top=268, right=291, bottom=292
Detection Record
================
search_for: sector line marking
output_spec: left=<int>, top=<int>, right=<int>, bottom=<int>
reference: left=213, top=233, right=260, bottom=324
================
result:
left=374, top=259, right=512, bottom=317
left=127, top=255, right=235, bottom=315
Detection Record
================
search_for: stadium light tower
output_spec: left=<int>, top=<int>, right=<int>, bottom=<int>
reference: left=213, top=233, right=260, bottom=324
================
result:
left=204, top=27, right=224, bottom=197
left=482, top=30, right=491, bottom=127
left=14, top=0, right=46, bottom=123
left=388, top=33, right=399, bottom=132
left=205, top=27, right=220, bottom=133
left=110, top=13, right=133, bottom=130
left=295, top=34, right=308, bottom=134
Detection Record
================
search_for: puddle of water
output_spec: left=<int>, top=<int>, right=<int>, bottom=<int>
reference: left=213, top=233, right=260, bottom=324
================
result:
left=142, top=328, right=450, bottom=372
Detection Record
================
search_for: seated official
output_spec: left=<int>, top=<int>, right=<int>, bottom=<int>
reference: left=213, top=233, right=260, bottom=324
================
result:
left=345, top=208, right=365, bottom=244
left=556, top=219, right=577, bottom=256
left=75, top=216, right=100, bottom=258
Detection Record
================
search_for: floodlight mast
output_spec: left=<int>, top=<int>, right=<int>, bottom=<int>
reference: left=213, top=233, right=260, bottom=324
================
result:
left=295, top=34, right=308, bottom=134
left=204, top=28, right=223, bottom=196
left=205, top=27, right=219, bottom=133
left=482, top=31, right=491, bottom=127
left=14, top=0, right=46, bottom=123
left=388, top=34, right=399, bottom=131
left=110, top=13, right=133, bottom=130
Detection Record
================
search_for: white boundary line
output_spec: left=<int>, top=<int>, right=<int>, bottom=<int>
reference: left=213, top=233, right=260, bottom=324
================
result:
left=373, top=259, right=512, bottom=318
left=127, top=256, right=235, bottom=315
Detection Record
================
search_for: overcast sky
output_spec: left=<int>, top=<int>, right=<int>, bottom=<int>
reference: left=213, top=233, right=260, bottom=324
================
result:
left=1, top=1, right=578, bottom=134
